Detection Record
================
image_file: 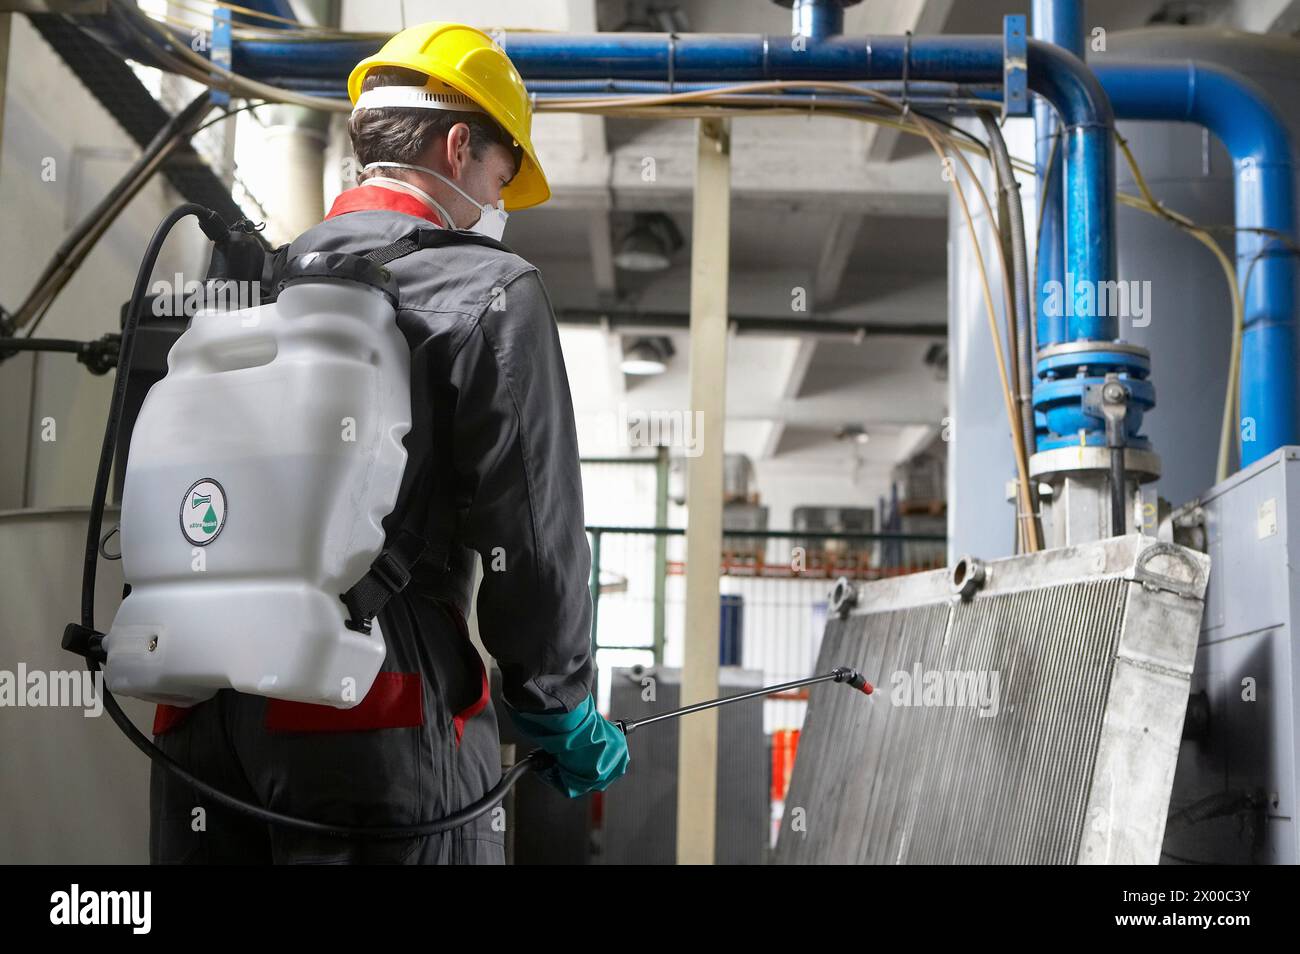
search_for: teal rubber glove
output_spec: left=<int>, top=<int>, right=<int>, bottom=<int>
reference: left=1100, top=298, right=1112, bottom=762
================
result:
left=505, top=694, right=630, bottom=798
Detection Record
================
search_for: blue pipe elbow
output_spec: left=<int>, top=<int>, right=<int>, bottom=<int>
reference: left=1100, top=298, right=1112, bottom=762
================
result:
left=1097, top=60, right=1298, bottom=466
left=1027, top=39, right=1119, bottom=346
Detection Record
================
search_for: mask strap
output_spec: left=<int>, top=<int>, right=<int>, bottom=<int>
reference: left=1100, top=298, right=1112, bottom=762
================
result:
left=363, top=161, right=503, bottom=217
left=363, top=174, right=456, bottom=228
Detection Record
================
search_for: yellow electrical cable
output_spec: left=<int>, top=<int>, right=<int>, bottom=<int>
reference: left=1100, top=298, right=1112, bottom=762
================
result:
left=942, top=134, right=1024, bottom=432
left=908, top=115, right=1041, bottom=551
left=540, top=85, right=1254, bottom=492
left=204, top=0, right=307, bottom=29
left=1114, top=135, right=1244, bottom=481
left=149, top=0, right=321, bottom=34
left=125, top=4, right=349, bottom=112
left=1115, top=190, right=1243, bottom=481
left=147, top=3, right=552, bottom=40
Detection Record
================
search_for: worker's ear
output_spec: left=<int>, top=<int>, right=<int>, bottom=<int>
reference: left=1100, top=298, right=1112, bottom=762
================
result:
left=445, top=122, right=472, bottom=177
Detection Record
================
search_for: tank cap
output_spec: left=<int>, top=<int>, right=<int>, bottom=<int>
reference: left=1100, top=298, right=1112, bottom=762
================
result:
left=279, top=251, right=399, bottom=304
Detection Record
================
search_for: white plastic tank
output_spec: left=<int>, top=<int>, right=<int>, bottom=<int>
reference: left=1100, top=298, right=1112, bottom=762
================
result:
left=103, top=252, right=411, bottom=708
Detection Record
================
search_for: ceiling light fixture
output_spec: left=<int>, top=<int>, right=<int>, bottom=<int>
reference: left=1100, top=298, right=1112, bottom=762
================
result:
left=614, top=213, right=684, bottom=272
left=620, top=336, right=675, bottom=375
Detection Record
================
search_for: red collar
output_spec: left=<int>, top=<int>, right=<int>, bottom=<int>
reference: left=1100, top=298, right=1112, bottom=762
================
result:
left=325, top=184, right=445, bottom=226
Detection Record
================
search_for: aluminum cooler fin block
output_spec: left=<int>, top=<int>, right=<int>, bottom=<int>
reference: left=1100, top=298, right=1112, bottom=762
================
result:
left=775, top=535, right=1209, bottom=865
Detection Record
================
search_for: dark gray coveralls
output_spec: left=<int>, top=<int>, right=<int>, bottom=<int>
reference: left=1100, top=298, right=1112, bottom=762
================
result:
left=149, top=188, right=594, bottom=864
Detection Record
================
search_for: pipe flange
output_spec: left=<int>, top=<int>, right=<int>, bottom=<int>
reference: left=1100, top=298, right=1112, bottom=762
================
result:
left=829, top=576, right=859, bottom=618
left=1035, top=341, right=1151, bottom=383
left=951, top=555, right=987, bottom=602
left=1029, top=445, right=1162, bottom=481
left=1037, top=339, right=1150, bottom=361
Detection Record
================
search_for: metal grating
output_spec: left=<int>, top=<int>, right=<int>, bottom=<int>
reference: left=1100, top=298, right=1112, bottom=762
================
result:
left=776, top=535, right=1209, bottom=865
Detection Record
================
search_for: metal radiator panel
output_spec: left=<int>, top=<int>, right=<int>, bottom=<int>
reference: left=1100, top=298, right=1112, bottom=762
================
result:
left=776, top=535, right=1209, bottom=865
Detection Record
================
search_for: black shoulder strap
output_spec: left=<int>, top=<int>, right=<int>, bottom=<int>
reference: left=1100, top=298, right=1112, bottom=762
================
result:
left=337, top=228, right=493, bottom=633
left=361, top=234, right=422, bottom=267
left=340, top=527, right=429, bottom=634
left=363, top=226, right=510, bottom=267
left=261, top=244, right=291, bottom=301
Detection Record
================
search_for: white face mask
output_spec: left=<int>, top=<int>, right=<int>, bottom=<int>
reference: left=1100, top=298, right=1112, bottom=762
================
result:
left=361, top=161, right=508, bottom=241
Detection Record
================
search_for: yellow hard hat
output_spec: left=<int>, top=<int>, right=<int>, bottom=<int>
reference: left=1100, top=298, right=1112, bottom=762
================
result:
left=348, top=22, right=549, bottom=211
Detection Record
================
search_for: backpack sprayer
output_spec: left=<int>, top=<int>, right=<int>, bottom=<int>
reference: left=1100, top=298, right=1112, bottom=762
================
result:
left=63, top=203, right=875, bottom=839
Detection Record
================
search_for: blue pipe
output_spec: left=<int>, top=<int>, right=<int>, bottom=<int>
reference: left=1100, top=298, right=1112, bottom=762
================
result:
left=80, top=8, right=1122, bottom=450
left=79, top=12, right=1120, bottom=318
left=1096, top=61, right=1299, bottom=466
left=506, top=34, right=1007, bottom=81
left=520, top=36, right=1115, bottom=322
left=524, top=78, right=1002, bottom=97
left=497, top=34, right=1118, bottom=323
left=787, top=0, right=846, bottom=41
left=1033, top=0, right=1085, bottom=348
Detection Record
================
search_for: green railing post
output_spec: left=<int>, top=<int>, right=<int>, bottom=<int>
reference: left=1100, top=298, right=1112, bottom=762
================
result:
left=652, top=446, right=669, bottom=665
left=588, top=528, right=602, bottom=651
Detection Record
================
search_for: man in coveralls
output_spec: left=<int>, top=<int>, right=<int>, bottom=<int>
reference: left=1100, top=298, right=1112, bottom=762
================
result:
left=149, top=21, right=629, bottom=864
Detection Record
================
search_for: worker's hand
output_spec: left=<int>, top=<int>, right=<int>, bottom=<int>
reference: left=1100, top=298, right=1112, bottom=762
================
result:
left=505, top=694, right=630, bottom=798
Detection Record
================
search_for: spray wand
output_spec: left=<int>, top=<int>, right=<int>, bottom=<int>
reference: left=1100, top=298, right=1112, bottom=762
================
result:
left=614, top=666, right=873, bottom=735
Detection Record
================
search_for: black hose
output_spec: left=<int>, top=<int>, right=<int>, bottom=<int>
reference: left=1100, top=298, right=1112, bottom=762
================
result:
left=978, top=113, right=1041, bottom=543
left=977, top=114, right=1036, bottom=458
left=88, top=681, right=552, bottom=839
left=81, top=203, right=223, bottom=629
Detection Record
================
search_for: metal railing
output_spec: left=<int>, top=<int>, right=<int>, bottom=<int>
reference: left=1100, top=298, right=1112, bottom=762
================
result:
left=585, top=524, right=946, bottom=732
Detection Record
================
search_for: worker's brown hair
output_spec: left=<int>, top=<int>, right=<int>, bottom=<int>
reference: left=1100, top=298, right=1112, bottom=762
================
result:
left=349, top=66, right=522, bottom=180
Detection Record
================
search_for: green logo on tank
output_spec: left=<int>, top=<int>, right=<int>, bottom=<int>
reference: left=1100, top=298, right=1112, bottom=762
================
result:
left=181, top=479, right=226, bottom=546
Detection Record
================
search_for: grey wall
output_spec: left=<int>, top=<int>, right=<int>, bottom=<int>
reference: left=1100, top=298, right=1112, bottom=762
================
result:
left=0, top=509, right=148, bottom=864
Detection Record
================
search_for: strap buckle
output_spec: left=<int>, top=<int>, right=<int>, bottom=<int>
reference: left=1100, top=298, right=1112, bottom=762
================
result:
left=370, top=549, right=412, bottom=593
left=342, top=610, right=374, bottom=635
left=340, top=533, right=426, bottom=634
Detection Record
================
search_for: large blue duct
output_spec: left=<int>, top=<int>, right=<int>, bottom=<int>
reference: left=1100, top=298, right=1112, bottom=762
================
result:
left=1033, top=0, right=1085, bottom=348
left=1031, top=1, right=1298, bottom=466
left=1095, top=61, right=1298, bottom=466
